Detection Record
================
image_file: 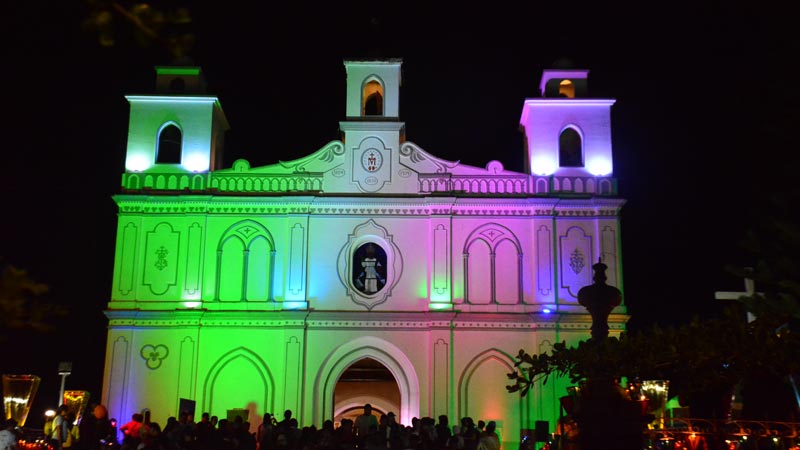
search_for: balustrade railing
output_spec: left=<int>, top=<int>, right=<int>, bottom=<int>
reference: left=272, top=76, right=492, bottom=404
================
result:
left=642, top=418, right=800, bottom=450
left=123, top=171, right=617, bottom=196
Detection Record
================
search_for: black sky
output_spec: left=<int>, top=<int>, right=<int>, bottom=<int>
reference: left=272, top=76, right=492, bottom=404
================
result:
left=3, top=1, right=798, bottom=425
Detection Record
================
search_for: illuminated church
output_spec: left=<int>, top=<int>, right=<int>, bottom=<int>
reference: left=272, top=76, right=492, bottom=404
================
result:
left=102, top=59, right=627, bottom=445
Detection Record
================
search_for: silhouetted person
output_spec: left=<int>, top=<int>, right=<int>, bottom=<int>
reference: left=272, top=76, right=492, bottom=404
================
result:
left=195, top=412, right=213, bottom=447
left=257, top=413, right=274, bottom=450
left=355, top=404, right=378, bottom=447
left=276, top=410, right=292, bottom=437
left=434, top=415, right=450, bottom=449
left=335, top=419, right=356, bottom=450
left=459, top=418, right=478, bottom=450
left=477, top=421, right=499, bottom=450
left=237, top=420, right=256, bottom=450
left=89, top=404, right=117, bottom=450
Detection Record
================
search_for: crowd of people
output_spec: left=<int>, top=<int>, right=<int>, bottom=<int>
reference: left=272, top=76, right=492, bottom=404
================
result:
left=42, top=403, right=117, bottom=450
left=39, top=402, right=501, bottom=450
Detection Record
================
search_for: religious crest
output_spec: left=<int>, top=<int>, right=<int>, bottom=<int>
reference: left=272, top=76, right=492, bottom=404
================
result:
left=559, top=226, right=593, bottom=298
left=361, top=149, right=383, bottom=173
left=569, top=248, right=585, bottom=274
left=351, top=137, right=391, bottom=192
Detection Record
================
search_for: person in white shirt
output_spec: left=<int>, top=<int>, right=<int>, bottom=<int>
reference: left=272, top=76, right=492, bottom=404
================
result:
left=0, top=419, right=19, bottom=450
left=50, top=405, right=70, bottom=450
left=354, top=404, right=378, bottom=448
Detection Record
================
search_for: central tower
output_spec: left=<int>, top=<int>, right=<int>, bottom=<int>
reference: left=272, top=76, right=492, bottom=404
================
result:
left=340, top=59, right=411, bottom=193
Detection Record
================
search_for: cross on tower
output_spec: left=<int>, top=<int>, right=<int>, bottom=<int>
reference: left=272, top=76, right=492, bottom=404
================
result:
left=714, top=275, right=760, bottom=323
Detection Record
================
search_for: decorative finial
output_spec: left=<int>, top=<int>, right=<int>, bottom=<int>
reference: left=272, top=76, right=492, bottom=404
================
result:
left=592, top=258, right=608, bottom=284
left=578, top=258, right=621, bottom=340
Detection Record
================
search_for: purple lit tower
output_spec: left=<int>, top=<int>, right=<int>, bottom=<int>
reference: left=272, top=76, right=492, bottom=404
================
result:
left=102, top=60, right=627, bottom=447
left=518, top=65, right=624, bottom=321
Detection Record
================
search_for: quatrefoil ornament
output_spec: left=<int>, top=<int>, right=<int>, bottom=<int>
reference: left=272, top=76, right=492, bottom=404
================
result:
left=140, top=344, right=169, bottom=370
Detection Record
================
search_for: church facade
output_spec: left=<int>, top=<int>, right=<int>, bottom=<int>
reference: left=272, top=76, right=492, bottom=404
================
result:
left=102, top=60, right=627, bottom=445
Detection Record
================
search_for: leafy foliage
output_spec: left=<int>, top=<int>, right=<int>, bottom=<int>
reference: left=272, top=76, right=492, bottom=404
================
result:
left=510, top=189, right=800, bottom=410
left=0, top=262, right=66, bottom=341
left=82, top=1, right=195, bottom=62
left=507, top=309, right=800, bottom=404
left=726, top=190, right=800, bottom=327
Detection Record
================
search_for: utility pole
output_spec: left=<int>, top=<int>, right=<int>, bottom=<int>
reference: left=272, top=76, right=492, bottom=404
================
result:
left=57, top=361, right=72, bottom=406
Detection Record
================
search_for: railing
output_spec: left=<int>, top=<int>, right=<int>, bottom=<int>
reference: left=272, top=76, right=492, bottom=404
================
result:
left=418, top=174, right=616, bottom=196
left=123, top=171, right=617, bottom=196
left=543, top=419, right=800, bottom=450
left=642, top=418, right=800, bottom=450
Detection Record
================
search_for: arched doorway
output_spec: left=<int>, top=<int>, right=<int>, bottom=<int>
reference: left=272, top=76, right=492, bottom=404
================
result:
left=314, top=336, right=420, bottom=426
left=333, top=358, right=400, bottom=426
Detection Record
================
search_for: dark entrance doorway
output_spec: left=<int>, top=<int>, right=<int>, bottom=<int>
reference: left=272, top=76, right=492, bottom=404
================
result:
left=333, top=357, right=400, bottom=426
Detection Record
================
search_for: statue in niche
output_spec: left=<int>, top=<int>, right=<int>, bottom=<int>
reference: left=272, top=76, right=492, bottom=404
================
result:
left=353, top=243, right=387, bottom=294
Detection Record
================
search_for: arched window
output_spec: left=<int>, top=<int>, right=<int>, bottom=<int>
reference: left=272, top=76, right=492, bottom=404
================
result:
left=559, top=127, right=583, bottom=167
left=216, top=221, right=275, bottom=302
left=362, top=80, right=384, bottom=116
left=463, top=224, right=523, bottom=305
left=156, top=124, right=182, bottom=164
left=559, top=79, right=575, bottom=98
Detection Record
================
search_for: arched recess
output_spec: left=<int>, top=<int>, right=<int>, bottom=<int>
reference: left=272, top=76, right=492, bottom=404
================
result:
left=332, top=358, right=400, bottom=424
left=559, top=126, right=583, bottom=167
left=535, top=178, right=549, bottom=194
left=362, top=77, right=384, bottom=116
left=458, top=349, right=520, bottom=443
left=315, top=336, right=419, bottom=426
left=495, top=239, right=521, bottom=304
left=337, top=219, right=403, bottom=310
left=465, top=239, right=492, bottom=304
left=156, top=122, right=182, bottom=164
left=559, top=79, right=575, bottom=98
left=215, top=220, right=276, bottom=301
left=202, top=346, right=275, bottom=421
left=463, top=223, right=523, bottom=304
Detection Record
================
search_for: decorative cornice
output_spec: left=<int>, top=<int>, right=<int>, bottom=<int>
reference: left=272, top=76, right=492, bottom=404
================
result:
left=339, top=121, right=406, bottom=132
left=104, top=309, right=629, bottom=330
left=113, top=196, right=624, bottom=217
left=125, top=95, right=221, bottom=104
left=104, top=310, right=309, bottom=327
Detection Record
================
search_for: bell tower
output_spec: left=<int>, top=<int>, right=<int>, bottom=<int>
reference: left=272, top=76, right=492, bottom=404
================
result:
left=339, top=59, right=410, bottom=193
left=343, top=59, right=402, bottom=119
left=123, top=66, right=229, bottom=176
left=519, top=65, right=616, bottom=179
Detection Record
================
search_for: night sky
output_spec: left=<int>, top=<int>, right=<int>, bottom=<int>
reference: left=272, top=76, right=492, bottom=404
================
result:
left=3, top=2, right=797, bottom=425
